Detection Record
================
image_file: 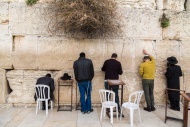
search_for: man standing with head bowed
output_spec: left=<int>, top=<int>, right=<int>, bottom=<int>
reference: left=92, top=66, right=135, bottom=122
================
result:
left=73, top=52, right=94, bottom=114
left=101, top=53, right=123, bottom=116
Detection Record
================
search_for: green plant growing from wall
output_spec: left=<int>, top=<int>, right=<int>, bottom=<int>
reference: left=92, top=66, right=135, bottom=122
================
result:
left=55, top=0, right=119, bottom=38
left=26, top=0, right=38, bottom=6
left=160, top=13, right=170, bottom=28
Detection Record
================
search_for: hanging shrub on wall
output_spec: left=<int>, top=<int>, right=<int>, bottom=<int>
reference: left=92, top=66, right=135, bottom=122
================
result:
left=160, top=13, right=170, bottom=28
left=55, top=0, right=119, bottom=38
left=26, top=0, right=38, bottom=6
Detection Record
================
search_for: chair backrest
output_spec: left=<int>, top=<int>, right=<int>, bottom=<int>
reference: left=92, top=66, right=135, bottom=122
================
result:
left=128, top=90, right=144, bottom=105
left=99, top=89, right=115, bottom=103
left=35, top=84, right=50, bottom=100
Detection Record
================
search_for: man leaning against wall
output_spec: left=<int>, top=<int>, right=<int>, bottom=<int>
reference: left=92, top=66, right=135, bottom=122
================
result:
left=139, top=49, right=156, bottom=112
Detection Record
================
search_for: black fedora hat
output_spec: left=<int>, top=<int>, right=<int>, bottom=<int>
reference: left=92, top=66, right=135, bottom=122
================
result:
left=61, top=73, right=71, bottom=80
left=167, top=56, right=178, bottom=64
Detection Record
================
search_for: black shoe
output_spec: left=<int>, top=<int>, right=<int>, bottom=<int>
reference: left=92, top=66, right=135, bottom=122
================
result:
left=42, top=106, right=45, bottom=110
left=170, top=106, right=176, bottom=110
left=82, top=111, right=87, bottom=114
left=87, top=109, right=93, bottom=114
left=175, top=107, right=180, bottom=111
left=151, top=106, right=156, bottom=111
left=42, top=106, right=50, bottom=110
left=144, top=106, right=151, bottom=112
left=119, top=113, right=124, bottom=117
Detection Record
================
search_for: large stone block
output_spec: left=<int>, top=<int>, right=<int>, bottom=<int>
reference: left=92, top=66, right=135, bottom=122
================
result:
left=37, top=36, right=78, bottom=70
left=0, top=35, right=12, bottom=69
left=37, top=36, right=106, bottom=70
left=9, top=3, right=56, bottom=35
left=179, top=40, right=190, bottom=71
left=183, top=72, right=190, bottom=93
left=155, top=40, right=180, bottom=71
left=12, top=35, right=37, bottom=69
left=163, top=11, right=190, bottom=40
left=154, top=73, right=166, bottom=105
left=164, top=0, right=185, bottom=11
left=117, top=7, right=162, bottom=39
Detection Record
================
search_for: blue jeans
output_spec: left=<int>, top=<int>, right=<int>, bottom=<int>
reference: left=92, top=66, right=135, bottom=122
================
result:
left=78, top=81, right=92, bottom=112
left=104, top=82, right=120, bottom=110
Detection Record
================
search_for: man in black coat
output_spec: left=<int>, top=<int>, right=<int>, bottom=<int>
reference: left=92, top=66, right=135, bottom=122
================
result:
left=73, top=52, right=94, bottom=114
left=101, top=53, right=123, bottom=115
left=34, top=73, right=55, bottom=110
left=165, top=56, right=182, bottom=111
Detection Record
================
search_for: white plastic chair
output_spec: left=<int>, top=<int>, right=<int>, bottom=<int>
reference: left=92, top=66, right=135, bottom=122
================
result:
left=35, top=84, right=53, bottom=115
left=120, top=90, right=144, bottom=126
left=99, top=89, right=118, bottom=124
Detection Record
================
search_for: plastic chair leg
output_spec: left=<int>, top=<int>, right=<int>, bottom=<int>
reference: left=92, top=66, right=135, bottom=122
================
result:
left=36, top=101, right=39, bottom=114
left=39, top=101, right=41, bottom=110
left=116, top=105, right=118, bottom=119
left=51, top=100, right=53, bottom=110
left=130, top=109, right=134, bottom=126
left=138, top=108, right=141, bottom=123
left=110, top=106, right=113, bottom=124
left=120, top=106, right=123, bottom=120
left=45, top=100, right=48, bottom=115
left=103, top=107, right=106, bottom=117
left=100, top=106, right=104, bottom=121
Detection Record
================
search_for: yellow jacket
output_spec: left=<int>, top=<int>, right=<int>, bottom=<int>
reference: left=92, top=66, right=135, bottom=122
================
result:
left=139, top=56, right=155, bottom=79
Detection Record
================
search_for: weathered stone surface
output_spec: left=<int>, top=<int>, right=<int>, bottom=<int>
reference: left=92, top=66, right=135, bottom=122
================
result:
left=164, top=0, right=185, bottom=11
left=183, top=72, right=190, bottom=93
left=1, top=0, right=25, bottom=2
left=0, top=3, right=9, bottom=35
left=0, top=69, right=8, bottom=103
left=155, top=40, right=180, bottom=72
left=186, top=0, right=190, bottom=11
left=179, top=40, right=190, bottom=71
left=39, top=0, right=55, bottom=3
left=117, top=8, right=162, bottom=39
left=12, top=36, right=37, bottom=69
left=115, top=0, right=156, bottom=10
left=156, top=0, right=164, bottom=10
left=6, top=70, right=56, bottom=103
left=37, top=36, right=106, bottom=70
left=9, top=3, right=56, bottom=35
left=0, top=35, right=12, bottom=69
left=163, top=11, right=190, bottom=40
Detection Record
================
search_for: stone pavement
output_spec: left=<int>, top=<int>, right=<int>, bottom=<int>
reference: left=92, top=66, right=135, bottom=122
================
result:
left=0, top=106, right=189, bottom=127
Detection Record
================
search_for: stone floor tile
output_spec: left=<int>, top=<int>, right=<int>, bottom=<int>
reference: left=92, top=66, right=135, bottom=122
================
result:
left=17, top=108, right=49, bottom=127
left=0, top=107, right=24, bottom=127
left=77, top=108, right=100, bottom=124
left=43, top=121, right=77, bottom=127
left=47, top=108, right=78, bottom=121
left=77, top=123, right=101, bottom=127
left=5, top=108, right=33, bottom=127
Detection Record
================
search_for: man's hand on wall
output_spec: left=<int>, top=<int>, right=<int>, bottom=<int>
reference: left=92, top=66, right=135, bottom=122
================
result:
left=143, top=49, right=149, bottom=55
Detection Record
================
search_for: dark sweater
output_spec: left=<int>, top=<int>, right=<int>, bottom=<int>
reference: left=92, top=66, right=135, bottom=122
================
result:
left=101, top=59, right=123, bottom=79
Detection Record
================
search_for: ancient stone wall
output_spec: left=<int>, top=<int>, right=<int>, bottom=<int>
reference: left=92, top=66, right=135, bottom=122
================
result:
left=0, top=0, right=190, bottom=106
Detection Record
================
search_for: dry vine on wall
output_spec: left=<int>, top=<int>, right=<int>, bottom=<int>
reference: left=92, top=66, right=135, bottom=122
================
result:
left=55, top=0, right=119, bottom=38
